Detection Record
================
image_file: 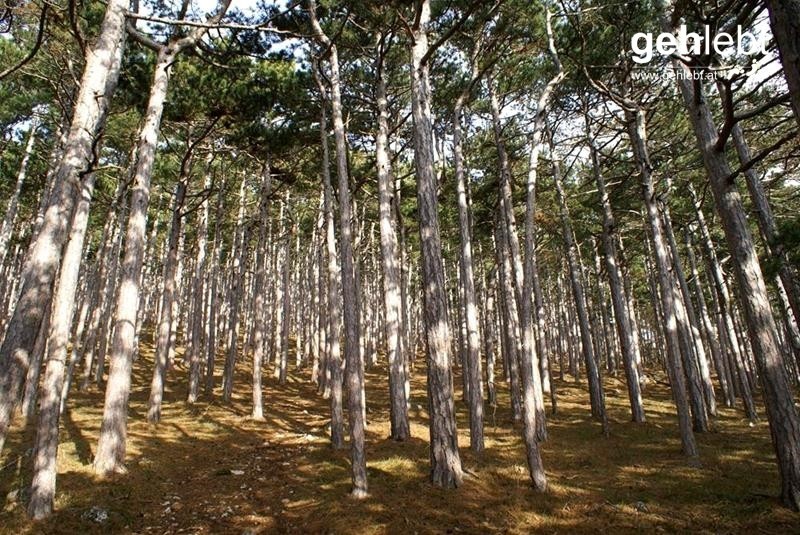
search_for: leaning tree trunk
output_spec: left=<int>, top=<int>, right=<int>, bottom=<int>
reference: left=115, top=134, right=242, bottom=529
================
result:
left=764, top=0, right=800, bottom=127
left=688, top=184, right=758, bottom=421
left=586, top=112, right=645, bottom=423
left=673, top=57, right=800, bottom=509
left=0, top=0, right=127, bottom=454
left=488, top=79, right=547, bottom=486
left=551, top=153, right=606, bottom=424
left=0, top=119, right=37, bottom=268
left=627, top=107, right=698, bottom=459
left=308, top=0, right=367, bottom=496
left=93, top=45, right=176, bottom=476
left=27, top=172, right=97, bottom=519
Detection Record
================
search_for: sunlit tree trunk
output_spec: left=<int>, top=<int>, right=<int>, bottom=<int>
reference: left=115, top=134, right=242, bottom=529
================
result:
left=764, top=0, right=800, bottom=127
left=0, top=119, right=37, bottom=268
left=688, top=185, right=757, bottom=421
left=222, top=176, right=249, bottom=402
left=627, top=107, right=698, bottom=458
left=28, top=171, right=97, bottom=519
left=410, top=0, right=463, bottom=488
left=147, top=179, right=186, bottom=423
left=188, top=163, right=212, bottom=404
left=674, top=59, right=800, bottom=508
left=585, top=110, right=644, bottom=422
left=93, top=45, right=177, bottom=475
left=375, top=42, right=411, bottom=441
left=250, top=164, right=272, bottom=419
left=0, top=0, right=127, bottom=454
left=312, top=64, right=345, bottom=448
left=204, top=182, right=225, bottom=396
left=551, top=153, right=606, bottom=427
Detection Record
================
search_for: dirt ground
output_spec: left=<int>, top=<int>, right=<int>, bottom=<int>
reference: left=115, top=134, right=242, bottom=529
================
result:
left=1, top=338, right=799, bottom=534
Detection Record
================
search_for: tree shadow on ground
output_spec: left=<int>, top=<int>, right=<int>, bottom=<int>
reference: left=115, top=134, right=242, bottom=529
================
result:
left=1, top=343, right=798, bottom=534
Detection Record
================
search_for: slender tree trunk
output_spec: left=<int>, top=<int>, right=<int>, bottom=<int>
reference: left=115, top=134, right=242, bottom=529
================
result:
left=312, top=65, right=345, bottom=448
left=222, top=176, right=249, bottom=403
left=410, top=0, right=463, bottom=488
left=689, top=185, right=758, bottom=421
left=661, top=196, right=715, bottom=421
left=453, top=98, right=484, bottom=452
left=586, top=112, right=644, bottom=422
left=0, top=0, right=127, bottom=454
left=93, top=46, right=176, bottom=475
left=28, top=172, right=97, bottom=519
left=204, top=181, right=225, bottom=396
left=0, top=119, right=37, bottom=267
left=674, top=58, right=800, bottom=508
left=627, top=107, right=698, bottom=458
left=764, top=0, right=800, bottom=127
left=188, top=163, right=212, bottom=403
left=488, top=79, right=548, bottom=482
left=250, top=164, right=272, bottom=419
left=685, top=228, right=733, bottom=407
left=375, top=45, right=411, bottom=441
left=147, top=179, right=186, bottom=423
left=551, top=153, right=605, bottom=423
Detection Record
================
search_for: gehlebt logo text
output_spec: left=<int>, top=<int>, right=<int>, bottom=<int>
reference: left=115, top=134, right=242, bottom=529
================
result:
left=630, top=25, right=768, bottom=64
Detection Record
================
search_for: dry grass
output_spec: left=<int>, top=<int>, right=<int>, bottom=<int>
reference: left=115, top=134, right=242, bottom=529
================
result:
left=1, top=338, right=798, bottom=534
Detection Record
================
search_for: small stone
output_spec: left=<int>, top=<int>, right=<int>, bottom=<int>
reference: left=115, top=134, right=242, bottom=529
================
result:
left=634, top=501, right=649, bottom=513
left=231, top=469, right=245, bottom=475
left=82, top=506, right=109, bottom=524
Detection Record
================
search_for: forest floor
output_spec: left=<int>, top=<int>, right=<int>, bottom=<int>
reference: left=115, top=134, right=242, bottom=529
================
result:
left=1, top=336, right=799, bottom=534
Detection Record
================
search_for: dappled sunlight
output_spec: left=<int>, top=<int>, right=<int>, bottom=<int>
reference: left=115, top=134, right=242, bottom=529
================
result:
left=1, top=335, right=799, bottom=533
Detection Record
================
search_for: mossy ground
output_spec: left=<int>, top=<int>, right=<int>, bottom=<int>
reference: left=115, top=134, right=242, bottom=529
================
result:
left=1, top=336, right=798, bottom=534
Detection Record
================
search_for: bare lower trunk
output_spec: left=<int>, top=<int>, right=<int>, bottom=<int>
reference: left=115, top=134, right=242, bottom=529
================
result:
left=453, top=99, right=484, bottom=452
left=689, top=185, right=758, bottom=421
left=410, top=0, right=462, bottom=488
left=148, top=179, right=186, bottom=423
left=188, top=165, right=212, bottom=403
left=627, top=107, right=698, bottom=458
left=0, top=119, right=37, bottom=267
left=552, top=154, right=605, bottom=423
left=587, top=114, right=645, bottom=422
left=28, top=172, right=97, bottom=519
left=375, top=47, right=410, bottom=441
left=488, top=79, right=547, bottom=484
left=764, top=0, right=800, bottom=127
left=93, top=46, right=176, bottom=476
left=250, top=165, right=272, bottom=419
left=674, top=58, right=800, bottom=508
left=0, top=0, right=127, bottom=454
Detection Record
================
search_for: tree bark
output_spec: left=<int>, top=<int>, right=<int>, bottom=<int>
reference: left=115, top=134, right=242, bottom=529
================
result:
left=93, top=45, right=176, bottom=475
left=0, top=0, right=127, bottom=454
left=0, top=119, right=37, bottom=268
left=627, top=107, right=698, bottom=458
left=674, top=57, right=800, bottom=508
left=551, top=153, right=606, bottom=425
left=375, top=40, right=411, bottom=441
left=764, top=0, right=800, bottom=127
left=147, top=178, right=186, bottom=423
left=586, top=110, right=644, bottom=422
left=409, top=0, right=463, bottom=488
left=28, top=171, right=97, bottom=519
left=250, top=164, right=273, bottom=419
